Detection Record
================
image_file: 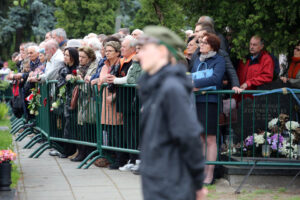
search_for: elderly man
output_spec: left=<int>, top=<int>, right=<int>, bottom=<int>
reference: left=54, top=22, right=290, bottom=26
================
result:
left=38, top=39, right=64, bottom=82
left=237, top=35, right=274, bottom=92
left=52, top=28, right=68, bottom=51
left=131, top=29, right=144, bottom=39
left=198, top=16, right=228, bottom=52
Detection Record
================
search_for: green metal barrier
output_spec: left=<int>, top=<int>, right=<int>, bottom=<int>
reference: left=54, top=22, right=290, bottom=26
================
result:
left=22, top=79, right=300, bottom=169
left=0, top=81, right=12, bottom=101
left=194, top=89, right=300, bottom=167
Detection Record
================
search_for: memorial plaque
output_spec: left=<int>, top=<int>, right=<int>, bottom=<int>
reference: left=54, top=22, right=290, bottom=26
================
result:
left=233, top=80, right=298, bottom=141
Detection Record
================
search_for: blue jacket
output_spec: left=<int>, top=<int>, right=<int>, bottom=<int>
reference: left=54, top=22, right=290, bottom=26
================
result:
left=90, top=57, right=107, bottom=81
left=191, top=53, right=225, bottom=103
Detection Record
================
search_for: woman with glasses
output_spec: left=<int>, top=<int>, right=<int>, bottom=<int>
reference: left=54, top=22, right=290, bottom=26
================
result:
left=280, top=41, right=300, bottom=87
left=191, top=32, right=225, bottom=185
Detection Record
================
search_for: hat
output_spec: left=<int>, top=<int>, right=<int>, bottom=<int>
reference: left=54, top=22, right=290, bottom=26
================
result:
left=66, top=39, right=81, bottom=48
left=141, top=26, right=186, bottom=60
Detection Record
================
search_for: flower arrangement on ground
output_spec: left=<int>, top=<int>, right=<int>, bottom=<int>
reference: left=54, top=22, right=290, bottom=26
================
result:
left=0, top=150, right=17, bottom=164
left=244, top=114, right=299, bottom=158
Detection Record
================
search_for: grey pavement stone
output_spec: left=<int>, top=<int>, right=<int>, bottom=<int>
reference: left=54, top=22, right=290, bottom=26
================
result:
left=15, top=136, right=143, bottom=200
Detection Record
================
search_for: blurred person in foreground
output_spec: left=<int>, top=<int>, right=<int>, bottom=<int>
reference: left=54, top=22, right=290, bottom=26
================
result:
left=137, top=25, right=207, bottom=200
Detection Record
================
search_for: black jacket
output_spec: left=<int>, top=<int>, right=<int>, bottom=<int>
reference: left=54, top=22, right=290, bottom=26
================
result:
left=138, top=64, right=205, bottom=200
left=189, top=48, right=240, bottom=88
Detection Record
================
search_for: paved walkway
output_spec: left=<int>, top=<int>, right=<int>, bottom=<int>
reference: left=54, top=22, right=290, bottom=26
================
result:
left=15, top=137, right=143, bottom=200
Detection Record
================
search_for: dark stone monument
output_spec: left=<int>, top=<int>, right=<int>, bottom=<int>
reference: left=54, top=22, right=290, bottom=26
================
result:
left=233, top=80, right=298, bottom=141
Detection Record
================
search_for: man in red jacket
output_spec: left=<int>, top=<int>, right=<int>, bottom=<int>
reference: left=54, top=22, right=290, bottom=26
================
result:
left=238, top=35, right=274, bottom=92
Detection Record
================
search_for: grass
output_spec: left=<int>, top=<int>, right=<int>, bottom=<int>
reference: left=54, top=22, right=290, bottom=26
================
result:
left=0, top=119, right=20, bottom=189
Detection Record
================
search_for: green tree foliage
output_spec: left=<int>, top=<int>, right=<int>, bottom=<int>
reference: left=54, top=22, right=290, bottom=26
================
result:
left=133, top=0, right=186, bottom=37
left=178, top=0, right=300, bottom=59
left=0, top=0, right=56, bottom=60
left=134, top=0, right=300, bottom=59
left=54, top=0, right=119, bottom=38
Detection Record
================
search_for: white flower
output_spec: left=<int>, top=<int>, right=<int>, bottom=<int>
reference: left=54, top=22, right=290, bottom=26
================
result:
left=268, top=118, right=278, bottom=130
left=30, top=110, right=34, bottom=115
left=254, top=134, right=265, bottom=147
left=52, top=102, right=58, bottom=109
left=35, top=111, right=39, bottom=116
left=285, top=121, right=299, bottom=131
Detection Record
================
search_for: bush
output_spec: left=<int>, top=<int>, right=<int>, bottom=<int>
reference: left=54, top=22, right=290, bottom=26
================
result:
left=0, top=102, right=9, bottom=120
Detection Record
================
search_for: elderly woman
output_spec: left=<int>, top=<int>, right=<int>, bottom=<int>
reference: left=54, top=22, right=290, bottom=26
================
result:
left=280, top=41, right=300, bottom=87
left=98, top=41, right=123, bottom=169
left=191, top=32, right=225, bottom=185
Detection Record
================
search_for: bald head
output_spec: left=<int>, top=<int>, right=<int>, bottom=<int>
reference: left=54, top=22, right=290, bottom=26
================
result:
left=45, top=39, right=59, bottom=61
left=131, top=29, right=144, bottom=39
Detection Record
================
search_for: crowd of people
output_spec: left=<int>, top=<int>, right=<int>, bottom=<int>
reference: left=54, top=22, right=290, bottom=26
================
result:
left=3, top=14, right=300, bottom=199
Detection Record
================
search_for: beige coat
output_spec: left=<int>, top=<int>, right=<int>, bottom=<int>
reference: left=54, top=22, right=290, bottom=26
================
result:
left=99, top=61, right=123, bottom=125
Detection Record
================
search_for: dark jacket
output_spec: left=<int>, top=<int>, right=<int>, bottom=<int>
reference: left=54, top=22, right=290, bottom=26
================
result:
left=191, top=53, right=225, bottom=103
left=57, top=64, right=77, bottom=118
left=138, top=64, right=205, bottom=200
left=90, top=57, right=107, bottom=81
left=189, top=48, right=240, bottom=88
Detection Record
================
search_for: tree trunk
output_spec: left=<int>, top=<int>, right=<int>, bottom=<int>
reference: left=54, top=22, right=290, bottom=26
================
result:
left=15, top=28, right=23, bottom=52
left=153, top=1, right=164, bottom=25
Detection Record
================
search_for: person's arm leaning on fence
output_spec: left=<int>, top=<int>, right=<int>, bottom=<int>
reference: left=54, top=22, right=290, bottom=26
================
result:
left=218, top=49, right=242, bottom=93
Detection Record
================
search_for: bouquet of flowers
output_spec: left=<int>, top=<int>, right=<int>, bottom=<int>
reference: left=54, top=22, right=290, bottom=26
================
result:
left=0, top=150, right=17, bottom=164
left=51, top=85, right=66, bottom=112
left=27, top=85, right=41, bottom=116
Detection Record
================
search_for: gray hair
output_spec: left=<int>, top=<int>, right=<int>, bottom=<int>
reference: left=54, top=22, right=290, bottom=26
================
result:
left=88, top=38, right=102, bottom=50
left=28, top=45, right=39, bottom=52
left=24, top=42, right=38, bottom=50
left=124, top=35, right=137, bottom=47
left=52, top=28, right=67, bottom=40
left=46, top=39, right=59, bottom=50
left=198, top=16, right=215, bottom=26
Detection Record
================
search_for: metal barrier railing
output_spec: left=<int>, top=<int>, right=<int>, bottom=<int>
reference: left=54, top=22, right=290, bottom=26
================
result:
left=18, top=80, right=300, bottom=168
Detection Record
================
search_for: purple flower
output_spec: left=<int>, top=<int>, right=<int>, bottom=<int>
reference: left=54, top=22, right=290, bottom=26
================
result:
left=270, top=134, right=284, bottom=150
left=245, top=136, right=254, bottom=147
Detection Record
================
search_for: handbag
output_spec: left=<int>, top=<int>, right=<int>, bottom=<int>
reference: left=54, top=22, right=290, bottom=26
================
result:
left=192, top=62, right=213, bottom=80
left=70, top=85, right=79, bottom=110
left=219, top=98, right=237, bottom=126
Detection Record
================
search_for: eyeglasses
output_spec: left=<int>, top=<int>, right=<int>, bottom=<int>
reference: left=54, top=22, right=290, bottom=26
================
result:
left=105, top=50, right=116, bottom=53
left=199, top=40, right=209, bottom=45
left=295, top=47, right=300, bottom=52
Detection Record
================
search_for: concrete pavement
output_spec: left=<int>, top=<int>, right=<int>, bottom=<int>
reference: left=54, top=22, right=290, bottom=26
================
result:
left=14, top=137, right=143, bottom=200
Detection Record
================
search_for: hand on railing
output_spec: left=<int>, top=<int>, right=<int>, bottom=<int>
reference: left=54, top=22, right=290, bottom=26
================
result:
left=232, top=86, right=244, bottom=94
left=107, top=74, right=116, bottom=84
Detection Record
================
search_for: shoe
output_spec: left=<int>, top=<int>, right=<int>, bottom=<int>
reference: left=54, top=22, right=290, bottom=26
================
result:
left=71, top=154, right=85, bottom=162
left=119, top=163, right=135, bottom=172
left=94, top=158, right=110, bottom=168
left=109, top=162, right=120, bottom=170
left=59, top=154, right=68, bottom=158
left=132, top=168, right=140, bottom=175
left=49, top=150, right=60, bottom=157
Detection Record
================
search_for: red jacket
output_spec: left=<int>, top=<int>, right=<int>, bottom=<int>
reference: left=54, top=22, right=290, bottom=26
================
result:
left=237, top=51, right=274, bottom=90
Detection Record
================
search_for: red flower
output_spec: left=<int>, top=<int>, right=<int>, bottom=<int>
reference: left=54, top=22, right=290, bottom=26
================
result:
left=43, top=98, right=47, bottom=107
left=25, top=93, right=34, bottom=101
left=72, top=70, right=77, bottom=76
left=37, top=89, right=40, bottom=94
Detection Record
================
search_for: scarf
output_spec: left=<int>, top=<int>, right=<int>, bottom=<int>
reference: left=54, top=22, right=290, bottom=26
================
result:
left=199, top=51, right=216, bottom=62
